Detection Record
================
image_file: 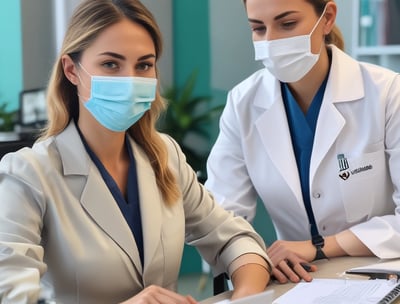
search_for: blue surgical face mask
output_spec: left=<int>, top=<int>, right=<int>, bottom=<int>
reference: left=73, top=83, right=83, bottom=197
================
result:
left=78, top=63, right=157, bottom=132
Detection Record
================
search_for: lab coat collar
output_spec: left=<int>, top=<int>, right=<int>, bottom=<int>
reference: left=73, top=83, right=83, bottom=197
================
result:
left=327, top=44, right=365, bottom=103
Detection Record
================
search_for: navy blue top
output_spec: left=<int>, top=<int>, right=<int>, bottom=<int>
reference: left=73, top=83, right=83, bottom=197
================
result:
left=281, top=76, right=328, bottom=237
left=77, top=127, right=144, bottom=266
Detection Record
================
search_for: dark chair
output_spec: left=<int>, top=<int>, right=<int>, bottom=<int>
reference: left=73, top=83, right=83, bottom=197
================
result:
left=213, top=273, right=229, bottom=295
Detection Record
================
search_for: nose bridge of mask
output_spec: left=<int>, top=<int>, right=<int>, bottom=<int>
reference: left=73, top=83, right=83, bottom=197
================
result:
left=91, top=76, right=135, bottom=101
left=90, top=76, right=157, bottom=103
left=131, top=77, right=158, bottom=102
left=254, top=34, right=311, bottom=60
left=78, top=61, right=157, bottom=103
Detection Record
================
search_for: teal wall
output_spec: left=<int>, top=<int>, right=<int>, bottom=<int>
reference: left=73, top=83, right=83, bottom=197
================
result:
left=173, top=0, right=211, bottom=275
left=173, top=1, right=277, bottom=275
left=0, top=1, right=22, bottom=112
left=172, top=1, right=211, bottom=97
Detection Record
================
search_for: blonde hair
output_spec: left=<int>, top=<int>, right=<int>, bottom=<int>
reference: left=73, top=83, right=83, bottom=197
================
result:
left=42, top=0, right=180, bottom=205
left=242, top=0, right=345, bottom=50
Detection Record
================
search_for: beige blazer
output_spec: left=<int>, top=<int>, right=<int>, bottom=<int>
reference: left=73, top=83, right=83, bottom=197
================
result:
left=0, top=122, right=268, bottom=304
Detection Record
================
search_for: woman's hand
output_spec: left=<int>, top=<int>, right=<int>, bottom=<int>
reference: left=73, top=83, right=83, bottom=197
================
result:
left=120, top=285, right=198, bottom=304
left=267, top=240, right=318, bottom=284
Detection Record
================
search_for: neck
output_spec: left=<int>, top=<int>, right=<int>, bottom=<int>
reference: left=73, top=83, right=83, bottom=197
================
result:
left=77, top=116, right=127, bottom=165
left=287, top=47, right=331, bottom=113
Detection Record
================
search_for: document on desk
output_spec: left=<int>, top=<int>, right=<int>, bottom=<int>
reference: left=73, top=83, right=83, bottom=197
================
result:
left=346, top=259, right=400, bottom=278
left=273, top=279, right=400, bottom=304
left=213, top=290, right=274, bottom=304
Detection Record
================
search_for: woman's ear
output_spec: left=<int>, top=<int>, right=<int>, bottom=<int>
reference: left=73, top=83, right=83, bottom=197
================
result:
left=61, top=54, right=80, bottom=85
left=323, top=2, right=337, bottom=35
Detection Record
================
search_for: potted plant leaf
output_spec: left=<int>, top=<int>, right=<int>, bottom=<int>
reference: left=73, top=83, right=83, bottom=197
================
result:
left=157, top=71, right=224, bottom=182
left=0, top=103, right=18, bottom=141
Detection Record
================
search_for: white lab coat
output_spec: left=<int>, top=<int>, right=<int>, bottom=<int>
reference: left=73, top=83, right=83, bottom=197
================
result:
left=205, top=45, right=400, bottom=259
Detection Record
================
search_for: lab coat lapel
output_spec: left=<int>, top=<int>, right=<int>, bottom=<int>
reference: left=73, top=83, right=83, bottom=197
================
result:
left=56, top=122, right=143, bottom=275
left=255, top=77, right=304, bottom=206
left=310, top=45, right=364, bottom=179
left=128, top=137, right=163, bottom=283
left=309, top=89, right=345, bottom=180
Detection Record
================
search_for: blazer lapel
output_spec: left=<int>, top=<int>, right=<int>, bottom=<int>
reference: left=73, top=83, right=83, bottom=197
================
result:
left=80, top=170, right=143, bottom=274
left=56, top=122, right=143, bottom=275
left=128, top=138, right=163, bottom=284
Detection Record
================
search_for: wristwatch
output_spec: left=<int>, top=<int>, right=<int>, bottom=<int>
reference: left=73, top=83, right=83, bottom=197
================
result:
left=312, top=235, right=328, bottom=261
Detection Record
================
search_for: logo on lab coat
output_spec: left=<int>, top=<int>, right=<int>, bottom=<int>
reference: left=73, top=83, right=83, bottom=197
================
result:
left=337, top=154, right=373, bottom=180
left=338, top=154, right=350, bottom=180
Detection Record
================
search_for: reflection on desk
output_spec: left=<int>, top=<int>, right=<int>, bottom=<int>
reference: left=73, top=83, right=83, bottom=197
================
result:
left=200, top=257, right=400, bottom=304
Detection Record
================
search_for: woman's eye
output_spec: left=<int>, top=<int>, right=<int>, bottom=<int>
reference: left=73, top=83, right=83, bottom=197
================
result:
left=137, top=62, right=154, bottom=71
left=252, top=25, right=266, bottom=34
left=102, top=61, right=119, bottom=69
left=281, top=21, right=297, bottom=29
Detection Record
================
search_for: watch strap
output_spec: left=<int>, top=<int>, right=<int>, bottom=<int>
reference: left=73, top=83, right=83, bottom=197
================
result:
left=312, top=234, right=328, bottom=261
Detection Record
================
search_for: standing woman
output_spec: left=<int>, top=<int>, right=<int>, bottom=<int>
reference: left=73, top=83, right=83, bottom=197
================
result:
left=0, top=0, right=272, bottom=303
left=206, top=0, right=400, bottom=284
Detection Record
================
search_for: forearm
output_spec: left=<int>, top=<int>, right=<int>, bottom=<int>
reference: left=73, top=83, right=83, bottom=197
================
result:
left=333, top=230, right=374, bottom=257
left=317, top=230, right=373, bottom=259
left=229, top=254, right=271, bottom=300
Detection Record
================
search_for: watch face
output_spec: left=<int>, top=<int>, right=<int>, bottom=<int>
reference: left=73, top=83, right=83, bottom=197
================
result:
left=312, top=234, right=325, bottom=247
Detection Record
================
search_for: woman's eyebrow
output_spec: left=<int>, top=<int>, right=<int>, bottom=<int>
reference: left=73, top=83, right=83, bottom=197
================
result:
left=274, top=11, right=298, bottom=21
left=248, top=10, right=299, bottom=24
left=138, top=54, right=156, bottom=61
left=98, top=51, right=126, bottom=60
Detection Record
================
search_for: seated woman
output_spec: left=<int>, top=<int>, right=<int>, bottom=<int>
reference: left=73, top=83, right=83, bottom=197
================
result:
left=0, top=0, right=272, bottom=303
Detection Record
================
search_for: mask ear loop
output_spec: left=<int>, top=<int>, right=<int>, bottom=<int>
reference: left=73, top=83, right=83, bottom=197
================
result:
left=310, top=5, right=328, bottom=36
left=309, top=5, right=328, bottom=55
left=76, top=62, right=92, bottom=101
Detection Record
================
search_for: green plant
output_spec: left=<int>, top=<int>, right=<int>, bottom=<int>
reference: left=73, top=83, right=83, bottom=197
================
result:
left=0, top=103, right=16, bottom=132
left=157, top=71, right=224, bottom=181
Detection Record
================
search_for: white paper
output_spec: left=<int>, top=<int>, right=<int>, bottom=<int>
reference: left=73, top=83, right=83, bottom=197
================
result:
left=273, top=279, right=399, bottom=304
left=214, top=300, right=230, bottom=304
left=213, top=290, right=274, bottom=304
left=347, top=259, right=400, bottom=275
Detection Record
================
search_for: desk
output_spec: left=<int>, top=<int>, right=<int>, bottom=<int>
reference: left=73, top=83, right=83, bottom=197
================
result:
left=200, top=256, right=400, bottom=303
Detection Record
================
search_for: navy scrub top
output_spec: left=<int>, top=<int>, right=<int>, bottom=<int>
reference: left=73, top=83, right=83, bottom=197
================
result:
left=281, top=75, right=328, bottom=237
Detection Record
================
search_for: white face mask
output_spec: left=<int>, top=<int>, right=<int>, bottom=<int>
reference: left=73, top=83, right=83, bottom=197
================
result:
left=253, top=6, right=327, bottom=83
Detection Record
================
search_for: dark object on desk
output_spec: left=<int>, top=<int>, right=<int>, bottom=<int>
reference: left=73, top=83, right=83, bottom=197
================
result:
left=14, top=88, right=48, bottom=141
left=19, top=88, right=47, bottom=127
left=213, top=273, right=229, bottom=295
left=16, top=88, right=47, bottom=140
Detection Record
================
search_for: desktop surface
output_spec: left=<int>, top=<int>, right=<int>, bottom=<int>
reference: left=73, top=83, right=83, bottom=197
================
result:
left=200, top=256, right=399, bottom=304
